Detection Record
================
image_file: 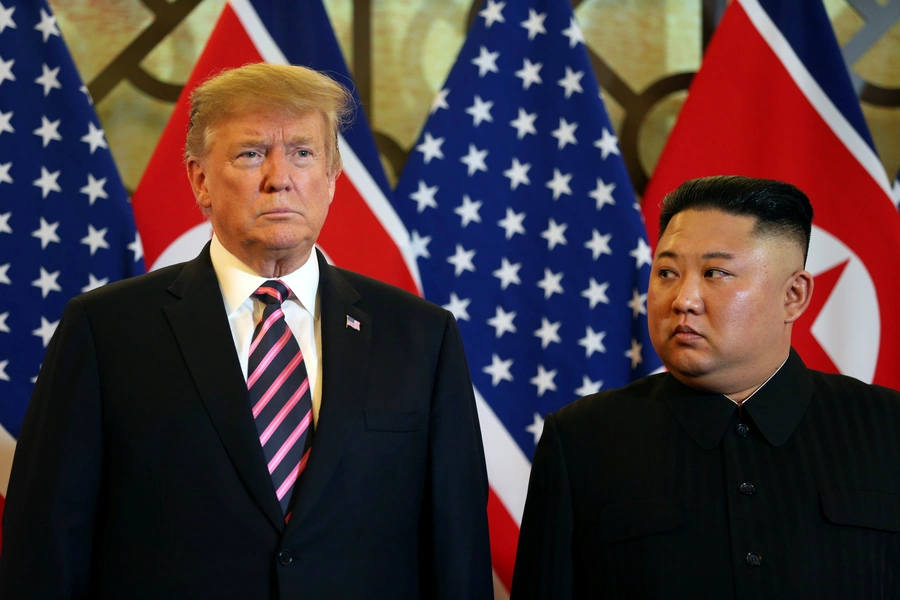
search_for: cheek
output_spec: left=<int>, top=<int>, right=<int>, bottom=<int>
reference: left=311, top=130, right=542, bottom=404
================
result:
left=727, top=289, right=755, bottom=310
left=646, top=296, right=665, bottom=323
left=718, top=288, right=773, bottom=333
left=646, top=283, right=672, bottom=320
left=716, top=290, right=750, bottom=329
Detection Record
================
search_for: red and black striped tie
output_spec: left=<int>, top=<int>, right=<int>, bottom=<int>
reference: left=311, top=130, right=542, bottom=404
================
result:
left=248, top=280, right=314, bottom=515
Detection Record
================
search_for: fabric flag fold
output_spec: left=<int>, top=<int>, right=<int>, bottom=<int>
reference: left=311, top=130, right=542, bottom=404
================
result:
left=642, top=0, right=900, bottom=391
left=131, top=0, right=419, bottom=295
left=892, top=167, right=899, bottom=210
left=0, top=0, right=145, bottom=544
left=393, top=0, right=661, bottom=592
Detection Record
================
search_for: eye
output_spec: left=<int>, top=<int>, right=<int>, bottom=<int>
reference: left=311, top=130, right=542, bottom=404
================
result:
left=657, top=268, right=676, bottom=279
left=705, top=268, right=728, bottom=278
left=239, top=151, right=260, bottom=159
left=295, top=149, right=311, bottom=158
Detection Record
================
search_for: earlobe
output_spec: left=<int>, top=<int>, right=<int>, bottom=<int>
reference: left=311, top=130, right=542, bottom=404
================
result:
left=784, top=270, right=814, bottom=323
left=186, top=159, right=211, bottom=209
left=327, top=169, right=339, bottom=205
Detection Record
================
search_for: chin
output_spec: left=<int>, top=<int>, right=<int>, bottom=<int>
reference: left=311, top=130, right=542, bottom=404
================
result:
left=664, top=355, right=714, bottom=380
left=259, top=228, right=310, bottom=249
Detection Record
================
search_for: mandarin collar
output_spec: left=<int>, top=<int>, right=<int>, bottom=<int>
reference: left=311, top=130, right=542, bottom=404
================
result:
left=663, top=349, right=814, bottom=450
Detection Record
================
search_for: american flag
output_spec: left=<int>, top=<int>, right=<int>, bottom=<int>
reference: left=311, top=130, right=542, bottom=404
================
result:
left=0, top=0, right=144, bottom=532
left=392, top=0, right=661, bottom=591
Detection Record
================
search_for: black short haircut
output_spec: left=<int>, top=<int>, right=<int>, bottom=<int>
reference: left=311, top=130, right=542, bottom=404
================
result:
left=658, top=175, right=814, bottom=263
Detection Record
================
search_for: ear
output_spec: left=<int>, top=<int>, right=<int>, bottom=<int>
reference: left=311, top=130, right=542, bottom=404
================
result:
left=186, top=157, right=211, bottom=212
left=784, top=269, right=813, bottom=324
left=326, top=168, right=340, bottom=206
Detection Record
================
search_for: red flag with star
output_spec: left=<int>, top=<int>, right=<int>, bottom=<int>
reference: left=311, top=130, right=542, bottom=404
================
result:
left=642, top=0, right=900, bottom=390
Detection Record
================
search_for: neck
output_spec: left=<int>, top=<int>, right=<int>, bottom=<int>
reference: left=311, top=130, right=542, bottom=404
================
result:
left=225, top=241, right=313, bottom=278
left=253, top=255, right=310, bottom=278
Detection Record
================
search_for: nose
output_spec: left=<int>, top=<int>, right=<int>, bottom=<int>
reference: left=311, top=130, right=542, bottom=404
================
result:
left=672, top=274, right=703, bottom=315
left=263, top=152, right=292, bottom=193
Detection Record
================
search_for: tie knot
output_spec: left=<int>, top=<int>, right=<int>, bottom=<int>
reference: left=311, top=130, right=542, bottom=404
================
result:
left=254, top=280, right=291, bottom=306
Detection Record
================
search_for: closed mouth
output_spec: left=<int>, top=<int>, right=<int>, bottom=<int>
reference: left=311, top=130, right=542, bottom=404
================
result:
left=672, top=325, right=702, bottom=340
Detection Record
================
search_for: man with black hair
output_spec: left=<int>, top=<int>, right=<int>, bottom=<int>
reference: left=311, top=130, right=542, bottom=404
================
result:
left=511, top=175, right=900, bottom=598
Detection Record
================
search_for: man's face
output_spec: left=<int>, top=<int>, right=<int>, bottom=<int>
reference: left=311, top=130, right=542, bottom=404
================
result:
left=648, top=209, right=808, bottom=398
left=187, top=109, right=336, bottom=271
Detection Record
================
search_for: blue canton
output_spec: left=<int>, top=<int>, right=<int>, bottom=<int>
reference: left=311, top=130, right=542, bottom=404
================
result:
left=0, top=0, right=144, bottom=438
left=393, top=0, right=661, bottom=459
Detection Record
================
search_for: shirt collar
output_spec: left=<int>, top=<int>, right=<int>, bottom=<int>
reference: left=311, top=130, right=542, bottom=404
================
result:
left=724, top=354, right=788, bottom=406
left=663, top=349, right=814, bottom=450
left=742, top=349, right=813, bottom=446
left=209, top=235, right=320, bottom=318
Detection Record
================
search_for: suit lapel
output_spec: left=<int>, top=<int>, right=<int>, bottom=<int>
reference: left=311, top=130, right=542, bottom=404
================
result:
left=287, top=250, right=372, bottom=528
left=162, top=244, right=285, bottom=531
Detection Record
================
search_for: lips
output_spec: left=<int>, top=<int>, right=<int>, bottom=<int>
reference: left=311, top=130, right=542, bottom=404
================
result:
left=260, top=207, right=297, bottom=217
left=672, top=324, right=703, bottom=341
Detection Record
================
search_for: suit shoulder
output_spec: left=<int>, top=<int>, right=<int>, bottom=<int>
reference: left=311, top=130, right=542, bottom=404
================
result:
left=334, top=267, right=448, bottom=320
left=72, top=262, right=186, bottom=308
left=553, top=373, right=668, bottom=428
left=810, top=369, right=900, bottom=410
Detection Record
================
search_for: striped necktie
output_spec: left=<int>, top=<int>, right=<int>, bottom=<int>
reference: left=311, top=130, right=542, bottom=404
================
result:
left=248, top=280, right=314, bottom=515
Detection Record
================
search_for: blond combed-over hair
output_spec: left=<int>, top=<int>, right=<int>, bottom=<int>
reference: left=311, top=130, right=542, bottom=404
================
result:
left=184, top=63, right=354, bottom=175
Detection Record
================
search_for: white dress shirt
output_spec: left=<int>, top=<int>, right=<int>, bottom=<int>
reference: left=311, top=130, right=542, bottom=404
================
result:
left=209, top=235, right=323, bottom=425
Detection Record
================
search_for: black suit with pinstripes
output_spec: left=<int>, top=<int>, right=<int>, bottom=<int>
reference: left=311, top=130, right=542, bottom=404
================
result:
left=510, top=349, right=900, bottom=599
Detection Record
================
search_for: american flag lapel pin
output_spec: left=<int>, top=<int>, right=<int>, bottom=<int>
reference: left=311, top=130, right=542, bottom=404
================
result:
left=346, top=315, right=361, bottom=331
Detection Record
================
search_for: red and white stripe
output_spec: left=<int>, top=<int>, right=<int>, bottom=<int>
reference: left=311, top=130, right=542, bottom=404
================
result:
left=738, top=0, right=891, bottom=195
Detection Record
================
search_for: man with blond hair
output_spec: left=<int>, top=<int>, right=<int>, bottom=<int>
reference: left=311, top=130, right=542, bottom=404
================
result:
left=0, top=63, right=493, bottom=599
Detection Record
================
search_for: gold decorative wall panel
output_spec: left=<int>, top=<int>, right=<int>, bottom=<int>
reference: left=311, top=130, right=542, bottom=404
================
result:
left=49, top=0, right=899, bottom=197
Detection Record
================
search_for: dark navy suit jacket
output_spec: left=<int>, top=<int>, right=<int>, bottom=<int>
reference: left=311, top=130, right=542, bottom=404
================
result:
left=0, top=245, right=493, bottom=599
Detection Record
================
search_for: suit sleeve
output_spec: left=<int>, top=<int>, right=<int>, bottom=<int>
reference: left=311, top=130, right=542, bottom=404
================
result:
left=421, top=312, right=494, bottom=600
left=509, top=412, right=575, bottom=599
left=0, top=297, right=103, bottom=599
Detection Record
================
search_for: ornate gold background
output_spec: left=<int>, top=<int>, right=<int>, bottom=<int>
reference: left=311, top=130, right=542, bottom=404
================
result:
left=49, top=0, right=900, bottom=198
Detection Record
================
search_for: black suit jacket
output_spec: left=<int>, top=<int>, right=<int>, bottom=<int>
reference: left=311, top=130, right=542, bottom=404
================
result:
left=0, top=246, right=493, bottom=599
left=510, top=350, right=900, bottom=599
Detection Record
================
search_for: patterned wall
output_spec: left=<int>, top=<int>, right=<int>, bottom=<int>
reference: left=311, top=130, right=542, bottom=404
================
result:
left=50, top=0, right=899, bottom=197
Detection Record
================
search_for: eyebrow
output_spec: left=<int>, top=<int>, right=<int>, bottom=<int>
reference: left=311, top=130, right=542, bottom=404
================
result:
left=234, top=139, right=266, bottom=149
left=656, top=250, right=736, bottom=260
left=286, top=135, right=317, bottom=146
left=234, top=135, right=317, bottom=147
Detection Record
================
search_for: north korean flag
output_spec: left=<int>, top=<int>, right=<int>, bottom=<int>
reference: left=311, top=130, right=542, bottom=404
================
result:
left=642, top=0, right=900, bottom=390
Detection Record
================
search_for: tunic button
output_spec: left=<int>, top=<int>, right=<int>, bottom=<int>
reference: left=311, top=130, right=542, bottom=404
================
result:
left=740, top=482, right=756, bottom=495
left=735, top=423, right=750, bottom=437
left=278, top=550, right=293, bottom=566
left=746, top=552, right=762, bottom=567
